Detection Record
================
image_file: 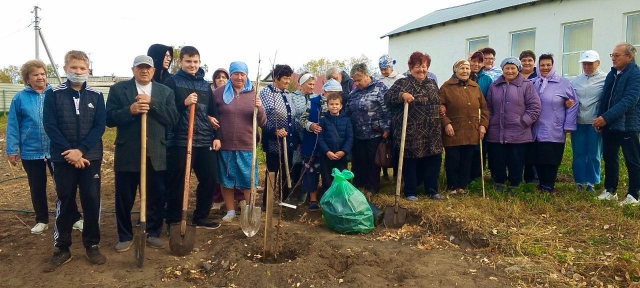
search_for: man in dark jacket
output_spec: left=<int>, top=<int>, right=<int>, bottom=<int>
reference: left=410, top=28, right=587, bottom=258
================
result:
left=164, top=46, right=221, bottom=229
left=42, top=50, right=106, bottom=272
left=147, top=44, right=173, bottom=83
left=594, top=42, right=640, bottom=206
left=106, top=55, right=179, bottom=252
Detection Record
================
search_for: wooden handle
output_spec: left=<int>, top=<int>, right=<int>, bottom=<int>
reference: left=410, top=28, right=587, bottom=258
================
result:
left=282, top=137, right=292, bottom=189
left=181, top=104, right=196, bottom=233
left=140, top=113, right=147, bottom=223
left=395, top=102, right=409, bottom=204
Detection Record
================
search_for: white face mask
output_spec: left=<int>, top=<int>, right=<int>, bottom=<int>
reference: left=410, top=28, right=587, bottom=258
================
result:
left=66, top=72, right=89, bottom=85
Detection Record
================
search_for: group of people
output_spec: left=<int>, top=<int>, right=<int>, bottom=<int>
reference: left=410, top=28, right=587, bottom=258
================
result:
left=5, top=41, right=639, bottom=272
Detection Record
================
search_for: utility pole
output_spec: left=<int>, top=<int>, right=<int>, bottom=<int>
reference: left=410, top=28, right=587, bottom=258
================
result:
left=32, top=6, right=41, bottom=59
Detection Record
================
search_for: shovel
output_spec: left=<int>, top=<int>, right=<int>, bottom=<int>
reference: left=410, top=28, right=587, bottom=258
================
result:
left=479, top=109, right=486, bottom=198
left=384, top=102, right=409, bottom=228
left=134, top=113, right=147, bottom=267
left=169, top=104, right=197, bottom=256
left=241, top=66, right=263, bottom=237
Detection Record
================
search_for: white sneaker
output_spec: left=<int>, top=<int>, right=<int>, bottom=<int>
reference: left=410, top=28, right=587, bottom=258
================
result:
left=222, top=212, right=236, bottom=222
left=211, top=202, right=223, bottom=210
left=31, top=223, right=48, bottom=234
left=619, top=194, right=639, bottom=206
left=73, top=219, right=84, bottom=232
left=596, top=189, right=618, bottom=201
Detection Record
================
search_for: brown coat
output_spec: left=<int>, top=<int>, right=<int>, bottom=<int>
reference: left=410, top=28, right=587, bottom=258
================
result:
left=439, top=77, right=489, bottom=147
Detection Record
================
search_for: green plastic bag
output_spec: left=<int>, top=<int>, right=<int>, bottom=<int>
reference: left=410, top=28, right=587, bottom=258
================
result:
left=320, top=168, right=374, bottom=234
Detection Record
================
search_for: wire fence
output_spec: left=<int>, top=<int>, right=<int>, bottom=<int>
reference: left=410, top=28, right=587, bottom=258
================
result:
left=0, top=83, right=111, bottom=114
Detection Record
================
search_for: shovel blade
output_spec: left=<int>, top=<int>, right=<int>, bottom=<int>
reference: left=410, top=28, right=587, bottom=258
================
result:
left=240, top=204, right=262, bottom=237
left=133, top=224, right=146, bottom=268
left=369, top=202, right=384, bottom=227
left=383, top=205, right=408, bottom=228
left=168, top=223, right=196, bottom=256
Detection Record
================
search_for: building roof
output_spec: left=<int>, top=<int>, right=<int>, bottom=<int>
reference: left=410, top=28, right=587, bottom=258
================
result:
left=381, top=0, right=538, bottom=38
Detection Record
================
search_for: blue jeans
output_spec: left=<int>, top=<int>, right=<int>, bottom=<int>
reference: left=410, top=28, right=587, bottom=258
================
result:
left=571, top=124, right=602, bottom=185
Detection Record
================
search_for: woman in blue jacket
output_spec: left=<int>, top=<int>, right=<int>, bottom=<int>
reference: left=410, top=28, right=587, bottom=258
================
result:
left=5, top=60, right=82, bottom=234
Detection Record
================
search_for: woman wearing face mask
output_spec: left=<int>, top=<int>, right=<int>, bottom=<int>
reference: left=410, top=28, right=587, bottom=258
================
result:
left=486, top=57, right=541, bottom=193
left=384, top=52, right=443, bottom=201
left=290, top=72, right=317, bottom=197
left=439, top=59, right=489, bottom=196
left=529, top=54, right=578, bottom=194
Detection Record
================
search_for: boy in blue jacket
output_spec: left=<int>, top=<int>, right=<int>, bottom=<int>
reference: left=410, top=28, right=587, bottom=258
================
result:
left=317, top=80, right=353, bottom=197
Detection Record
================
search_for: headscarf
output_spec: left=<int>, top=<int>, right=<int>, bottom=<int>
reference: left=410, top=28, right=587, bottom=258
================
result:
left=223, top=61, right=253, bottom=104
left=323, top=79, right=342, bottom=92
left=533, top=58, right=558, bottom=94
left=452, top=59, right=470, bottom=85
left=298, top=73, right=314, bottom=85
left=500, top=57, right=522, bottom=72
left=378, top=54, right=396, bottom=69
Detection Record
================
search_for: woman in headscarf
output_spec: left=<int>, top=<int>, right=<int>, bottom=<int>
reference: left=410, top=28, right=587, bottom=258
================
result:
left=439, top=59, right=489, bottom=196
left=486, top=57, right=541, bottom=193
left=346, top=63, right=390, bottom=195
left=385, top=52, right=444, bottom=201
left=529, top=54, right=578, bottom=193
left=212, top=62, right=266, bottom=222
left=260, top=64, right=296, bottom=203
left=290, top=72, right=317, bottom=194
left=211, top=68, right=229, bottom=90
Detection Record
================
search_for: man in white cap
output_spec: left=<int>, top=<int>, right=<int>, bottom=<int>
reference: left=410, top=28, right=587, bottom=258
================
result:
left=594, top=43, right=640, bottom=205
left=106, top=55, right=179, bottom=251
left=570, top=50, right=606, bottom=193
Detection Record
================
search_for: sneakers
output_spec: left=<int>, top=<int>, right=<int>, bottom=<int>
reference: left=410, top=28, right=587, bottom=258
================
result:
left=86, top=245, right=106, bottom=265
left=43, top=248, right=72, bottom=272
left=192, top=218, right=221, bottom=230
left=597, top=189, right=618, bottom=201
left=31, top=223, right=48, bottom=234
left=404, top=196, right=418, bottom=201
left=619, top=194, right=639, bottom=206
left=73, top=219, right=84, bottom=232
left=146, top=237, right=165, bottom=249
left=222, top=211, right=236, bottom=222
left=430, top=193, right=445, bottom=200
left=115, top=241, right=132, bottom=252
left=308, top=202, right=320, bottom=211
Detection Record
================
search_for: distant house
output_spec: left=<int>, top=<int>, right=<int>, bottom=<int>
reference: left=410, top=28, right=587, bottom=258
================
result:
left=382, top=0, right=640, bottom=84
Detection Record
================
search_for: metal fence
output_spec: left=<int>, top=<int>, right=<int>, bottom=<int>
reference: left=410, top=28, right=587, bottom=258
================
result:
left=0, top=83, right=111, bottom=114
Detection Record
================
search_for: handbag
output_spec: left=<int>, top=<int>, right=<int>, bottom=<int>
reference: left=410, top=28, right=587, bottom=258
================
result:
left=374, top=138, right=392, bottom=168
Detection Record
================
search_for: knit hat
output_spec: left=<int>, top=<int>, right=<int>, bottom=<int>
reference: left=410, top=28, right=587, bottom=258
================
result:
left=500, top=57, right=522, bottom=71
left=378, top=54, right=396, bottom=69
left=323, top=79, right=342, bottom=92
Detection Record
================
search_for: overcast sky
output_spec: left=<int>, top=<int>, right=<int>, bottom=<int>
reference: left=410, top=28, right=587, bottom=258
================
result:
left=1, top=0, right=474, bottom=80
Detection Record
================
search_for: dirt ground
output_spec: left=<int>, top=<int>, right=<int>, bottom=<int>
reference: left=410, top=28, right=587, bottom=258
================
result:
left=0, top=139, right=510, bottom=288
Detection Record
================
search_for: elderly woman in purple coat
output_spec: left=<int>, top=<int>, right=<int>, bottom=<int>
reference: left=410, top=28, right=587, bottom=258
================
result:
left=486, top=57, right=541, bottom=193
left=529, top=54, right=578, bottom=193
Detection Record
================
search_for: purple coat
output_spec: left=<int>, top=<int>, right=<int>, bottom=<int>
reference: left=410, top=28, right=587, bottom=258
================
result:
left=486, top=74, right=541, bottom=144
left=531, top=75, right=578, bottom=143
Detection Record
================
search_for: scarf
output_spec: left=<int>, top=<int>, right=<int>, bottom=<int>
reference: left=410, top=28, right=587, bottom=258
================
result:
left=223, top=61, right=253, bottom=104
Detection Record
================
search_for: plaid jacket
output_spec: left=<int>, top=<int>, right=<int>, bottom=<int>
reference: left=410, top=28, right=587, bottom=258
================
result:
left=345, top=79, right=390, bottom=139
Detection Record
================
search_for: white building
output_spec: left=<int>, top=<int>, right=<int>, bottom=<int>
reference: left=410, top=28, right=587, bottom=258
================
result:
left=382, top=0, right=640, bottom=84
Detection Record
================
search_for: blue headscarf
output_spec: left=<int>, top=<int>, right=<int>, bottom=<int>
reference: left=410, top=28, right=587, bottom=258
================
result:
left=223, top=61, right=253, bottom=104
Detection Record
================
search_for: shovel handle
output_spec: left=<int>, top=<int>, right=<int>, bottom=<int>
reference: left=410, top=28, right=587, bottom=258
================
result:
left=181, top=104, right=196, bottom=235
left=140, top=113, right=147, bottom=223
left=479, top=108, right=485, bottom=198
left=394, top=102, right=409, bottom=206
left=282, top=137, right=292, bottom=189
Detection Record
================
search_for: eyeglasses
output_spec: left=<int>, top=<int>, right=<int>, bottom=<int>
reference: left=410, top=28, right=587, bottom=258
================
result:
left=610, top=53, right=627, bottom=58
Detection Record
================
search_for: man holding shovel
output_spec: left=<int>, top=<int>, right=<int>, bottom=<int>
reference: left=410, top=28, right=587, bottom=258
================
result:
left=106, top=55, right=179, bottom=252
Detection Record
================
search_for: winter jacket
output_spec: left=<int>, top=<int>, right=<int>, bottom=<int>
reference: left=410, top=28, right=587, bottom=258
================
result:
left=346, top=79, right=390, bottom=140
left=106, top=79, right=179, bottom=172
left=385, top=75, right=443, bottom=158
left=259, top=84, right=296, bottom=154
left=43, top=81, right=106, bottom=162
left=147, top=44, right=173, bottom=83
left=318, top=111, right=353, bottom=155
left=340, top=70, right=354, bottom=103
left=379, top=70, right=405, bottom=89
left=164, top=68, right=218, bottom=147
left=598, top=61, right=640, bottom=132
left=6, top=85, right=52, bottom=159
left=291, top=90, right=315, bottom=145
left=212, top=85, right=266, bottom=151
left=571, top=70, right=606, bottom=124
left=531, top=74, right=578, bottom=143
left=486, top=74, right=541, bottom=144
left=439, top=77, right=489, bottom=147
left=471, top=69, right=492, bottom=98
left=300, top=95, right=325, bottom=157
